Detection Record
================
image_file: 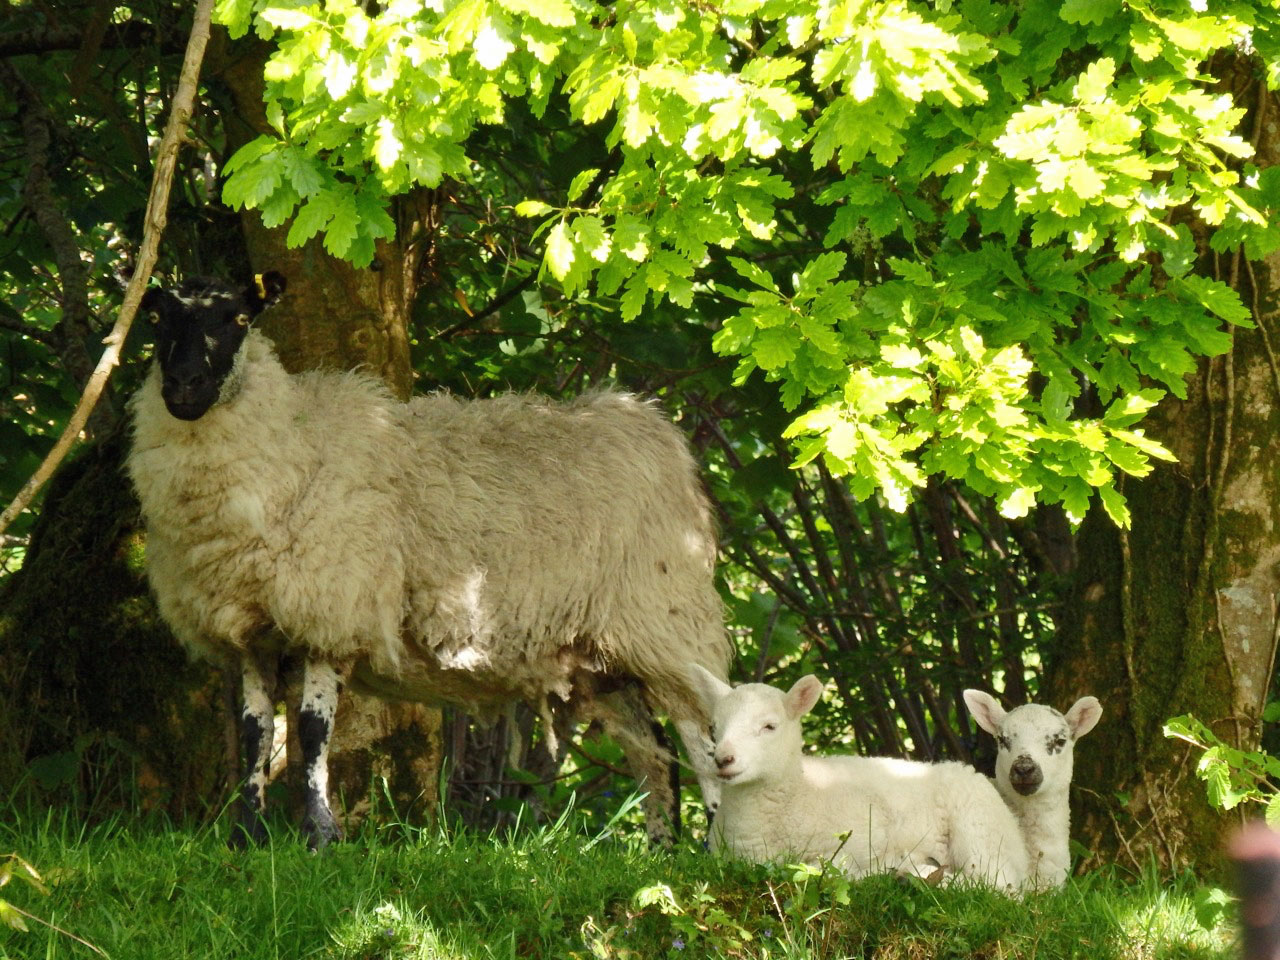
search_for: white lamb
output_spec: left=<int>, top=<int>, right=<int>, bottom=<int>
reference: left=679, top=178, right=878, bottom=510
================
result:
left=963, top=689, right=1102, bottom=890
left=127, top=272, right=730, bottom=848
left=688, top=666, right=1029, bottom=891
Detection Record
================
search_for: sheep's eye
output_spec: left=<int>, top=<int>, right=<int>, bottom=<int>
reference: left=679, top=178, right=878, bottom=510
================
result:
left=762, top=722, right=777, bottom=733
left=997, top=735, right=1010, bottom=750
left=1054, top=736, right=1067, bottom=749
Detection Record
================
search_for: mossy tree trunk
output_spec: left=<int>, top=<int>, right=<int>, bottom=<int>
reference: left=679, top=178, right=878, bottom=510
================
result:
left=1043, top=70, right=1280, bottom=882
left=218, top=41, right=443, bottom=831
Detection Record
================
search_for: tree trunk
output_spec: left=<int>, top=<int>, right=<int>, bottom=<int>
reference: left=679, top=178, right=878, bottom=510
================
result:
left=1043, top=74, right=1280, bottom=883
left=217, top=41, right=443, bottom=832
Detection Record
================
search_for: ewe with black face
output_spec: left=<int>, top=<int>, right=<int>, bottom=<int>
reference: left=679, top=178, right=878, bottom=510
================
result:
left=128, top=272, right=730, bottom=849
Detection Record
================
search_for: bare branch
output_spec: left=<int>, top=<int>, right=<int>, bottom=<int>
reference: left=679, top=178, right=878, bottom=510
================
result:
left=0, top=313, right=59, bottom=347
left=0, top=0, right=217, bottom=539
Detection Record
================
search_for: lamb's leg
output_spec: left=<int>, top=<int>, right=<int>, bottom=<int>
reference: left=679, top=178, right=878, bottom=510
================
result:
left=298, top=659, right=345, bottom=851
left=948, top=819, right=1028, bottom=892
left=230, top=651, right=277, bottom=849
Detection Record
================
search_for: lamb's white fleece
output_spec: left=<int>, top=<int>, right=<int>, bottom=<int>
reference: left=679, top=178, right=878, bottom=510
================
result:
left=691, top=667, right=1029, bottom=891
left=965, top=690, right=1101, bottom=890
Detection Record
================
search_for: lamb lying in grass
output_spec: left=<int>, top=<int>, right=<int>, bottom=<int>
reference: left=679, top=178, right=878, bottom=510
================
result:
left=688, top=666, right=1028, bottom=891
left=964, top=689, right=1102, bottom=890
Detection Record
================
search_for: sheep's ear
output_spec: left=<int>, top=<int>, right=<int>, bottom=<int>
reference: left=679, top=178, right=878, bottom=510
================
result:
left=258, top=271, right=287, bottom=305
left=140, top=287, right=173, bottom=321
left=784, top=675, right=823, bottom=719
left=686, top=663, right=732, bottom=711
left=963, top=689, right=1005, bottom=735
left=1065, top=696, right=1102, bottom=740
left=245, top=271, right=287, bottom=314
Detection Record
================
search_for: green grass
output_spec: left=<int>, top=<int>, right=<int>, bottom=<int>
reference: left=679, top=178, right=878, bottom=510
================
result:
left=0, top=803, right=1238, bottom=960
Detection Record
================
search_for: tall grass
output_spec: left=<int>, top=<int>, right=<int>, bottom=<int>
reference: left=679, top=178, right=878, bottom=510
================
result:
left=0, top=801, right=1237, bottom=960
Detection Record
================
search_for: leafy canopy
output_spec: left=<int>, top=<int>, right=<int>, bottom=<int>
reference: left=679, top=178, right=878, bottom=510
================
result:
left=213, top=0, right=1280, bottom=525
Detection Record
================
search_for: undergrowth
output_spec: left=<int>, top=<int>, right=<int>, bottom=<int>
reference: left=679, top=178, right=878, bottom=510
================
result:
left=0, top=800, right=1238, bottom=960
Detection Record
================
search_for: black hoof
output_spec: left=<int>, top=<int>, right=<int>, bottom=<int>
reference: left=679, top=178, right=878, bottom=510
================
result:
left=303, top=808, right=342, bottom=851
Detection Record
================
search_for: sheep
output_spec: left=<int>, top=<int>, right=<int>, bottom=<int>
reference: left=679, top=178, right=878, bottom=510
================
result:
left=126, top=272, right=730, bottom=849
left=963, top=689, right=1102, bottom=890
left=687, top=666, right=1029, bottom=891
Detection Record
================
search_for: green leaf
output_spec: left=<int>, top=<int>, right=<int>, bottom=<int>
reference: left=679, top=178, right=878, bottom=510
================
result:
left=286, top=191, right=339, bottom=248
left=1059, top=0, right=1120, bottom=26
left=259, top=7, right=316, bottom=30
left=0, top=900, right=29, bottom=933
left=281, top=148, right=325, bottom=198
left=322, top=190, right=360, bottom=258
left=999, top=486, right=1037, bottom=519
left=1268, top=794, right=1280, bottom=831
left=1098, top=484, right=1129, bottom=527
left=567, top=168, right=599, bottom=203
left=545, top=220, right=575, bottom=281
left=753, top=327, right=799, bottom=371
left=515, top=200, right=553, bottom=217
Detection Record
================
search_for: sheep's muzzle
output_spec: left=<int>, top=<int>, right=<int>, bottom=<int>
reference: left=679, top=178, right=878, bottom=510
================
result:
left=1009, top=756, right=1043, bottom=795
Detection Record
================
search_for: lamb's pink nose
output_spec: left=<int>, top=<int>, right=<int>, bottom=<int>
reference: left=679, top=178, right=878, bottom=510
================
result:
left=716, top=753, right=736, bottom=770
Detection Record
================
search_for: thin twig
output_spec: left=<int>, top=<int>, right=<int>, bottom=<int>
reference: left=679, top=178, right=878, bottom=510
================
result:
left=0, top=0, right=216, bottom=539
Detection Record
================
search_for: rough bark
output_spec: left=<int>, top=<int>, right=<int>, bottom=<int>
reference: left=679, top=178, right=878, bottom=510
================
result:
left=216, top=40, right=443, bottom=830
left=1043, top=71, right=1280, bottom=882
left=0, top=433, right=230, bottom=815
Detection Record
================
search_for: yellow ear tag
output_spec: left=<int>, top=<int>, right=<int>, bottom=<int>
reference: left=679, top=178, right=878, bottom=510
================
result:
left=235, top=314, right=251, bottom=327
left=254, top=273, right=268, bottom=300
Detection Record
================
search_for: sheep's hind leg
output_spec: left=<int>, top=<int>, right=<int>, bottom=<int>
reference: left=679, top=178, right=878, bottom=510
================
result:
left=672, top=717, right=721, bottom=828
left=298, top=659, right=346, bottom=851
left=593, top=685, right=679, bottom=845
left=229, top=651, right=277, bottom=849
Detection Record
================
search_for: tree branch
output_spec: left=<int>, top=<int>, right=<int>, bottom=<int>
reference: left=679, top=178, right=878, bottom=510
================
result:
left=0, top=58, right=105, bottom=423
left=0, top=312, right=59, bottom=347
left=0, top=0, right=217, bottom=539
left=0, top=20, right=163, bottom=59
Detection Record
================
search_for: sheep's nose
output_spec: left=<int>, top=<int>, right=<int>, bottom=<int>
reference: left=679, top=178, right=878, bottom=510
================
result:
left=715, top=753, right=736, bottom=770
left=164, top=370, right=210, bottom=392
left=1008, top=756, right=1043, bottom=794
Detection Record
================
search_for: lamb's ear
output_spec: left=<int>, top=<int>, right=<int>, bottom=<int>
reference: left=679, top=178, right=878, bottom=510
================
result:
left=963, top=689, right=1005, bottom=736
left=784, top=675, right=823, bottom=719
left=1065, top=696, right=1102, bottom=740
left=686, top=663, right=732, bottom=711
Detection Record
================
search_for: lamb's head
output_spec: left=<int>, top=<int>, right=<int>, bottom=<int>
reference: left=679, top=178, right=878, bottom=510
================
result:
left=964, top=690, right=1102, bottom=799
left=141, top=272, right=286, bottom=420
left=687, top=664, right=823, bottom=787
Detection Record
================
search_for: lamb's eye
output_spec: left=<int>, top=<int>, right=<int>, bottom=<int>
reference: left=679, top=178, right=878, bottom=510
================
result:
left=1054, top=736, right=1067, bottom=749
left=762, top=722, right=777, bottom=733
left=997, top=735, right=1010, bottom=750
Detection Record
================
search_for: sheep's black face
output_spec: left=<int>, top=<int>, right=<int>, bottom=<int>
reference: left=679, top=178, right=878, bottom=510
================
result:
left=142, top=272, right=286, bottom=420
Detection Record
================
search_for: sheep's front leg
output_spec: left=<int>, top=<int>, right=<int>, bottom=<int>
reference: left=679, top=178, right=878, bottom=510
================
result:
left=299, top=659, right=344, bottom=850
left=230, top=652, right=276, bottom=849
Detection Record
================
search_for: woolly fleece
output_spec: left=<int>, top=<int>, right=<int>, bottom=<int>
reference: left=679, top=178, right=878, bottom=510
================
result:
left=691, top=668, right=1029, bottom=891
left=128, top=330, right=730, bottom=729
